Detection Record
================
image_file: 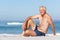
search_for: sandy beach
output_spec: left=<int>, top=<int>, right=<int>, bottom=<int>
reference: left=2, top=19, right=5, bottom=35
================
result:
left=0, top=33, right=60, bottom=40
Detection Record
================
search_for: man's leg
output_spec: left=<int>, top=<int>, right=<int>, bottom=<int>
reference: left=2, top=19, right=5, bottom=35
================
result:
left=27, top=19, right=36, bottom=30
left=22, top=22, right=27, bottom=31
left=24, top=30, right=36, bottom=36
left=22, top=17, right=32, bottom=31
left=22, top=19, right=36, bottom=36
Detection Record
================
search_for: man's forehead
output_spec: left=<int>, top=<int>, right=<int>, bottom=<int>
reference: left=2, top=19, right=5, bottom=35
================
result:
left=39, top=6, right=46, bottom=10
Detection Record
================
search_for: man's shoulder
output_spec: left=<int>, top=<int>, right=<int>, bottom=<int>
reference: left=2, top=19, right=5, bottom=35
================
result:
left=46, top=14, right=52, bottom=19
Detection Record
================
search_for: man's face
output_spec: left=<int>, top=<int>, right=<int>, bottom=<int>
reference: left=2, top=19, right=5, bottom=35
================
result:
left=39, top=7, right=46, bottom=16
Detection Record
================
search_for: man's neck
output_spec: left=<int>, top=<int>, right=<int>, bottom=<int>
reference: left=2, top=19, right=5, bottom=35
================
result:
left=41, top=13, right=46, bottom=17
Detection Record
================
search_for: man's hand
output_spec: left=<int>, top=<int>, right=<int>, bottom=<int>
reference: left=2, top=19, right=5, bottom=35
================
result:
left=24, top=16, right=32, bottom=23
left=48, top=16, right=56, bottom=36
left=27, top=16, right=32, bottom=19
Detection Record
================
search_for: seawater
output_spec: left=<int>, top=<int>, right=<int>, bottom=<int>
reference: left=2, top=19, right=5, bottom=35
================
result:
left=0, top=21, right=60, bottom=34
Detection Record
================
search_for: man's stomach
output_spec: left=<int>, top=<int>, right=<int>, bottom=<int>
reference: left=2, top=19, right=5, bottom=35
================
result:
left=37, top=27, right=48, bottom=34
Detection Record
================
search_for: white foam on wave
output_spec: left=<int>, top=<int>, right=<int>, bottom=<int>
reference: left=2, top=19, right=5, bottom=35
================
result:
left=7, top=22, right=23, bottom=25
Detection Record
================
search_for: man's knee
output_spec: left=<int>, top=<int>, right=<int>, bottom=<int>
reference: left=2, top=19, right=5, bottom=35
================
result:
left=28, top=19, right=33, bottom=24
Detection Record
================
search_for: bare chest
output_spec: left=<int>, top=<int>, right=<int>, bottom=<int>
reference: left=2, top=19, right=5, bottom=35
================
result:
left=39, top=16, right=48, bottom=27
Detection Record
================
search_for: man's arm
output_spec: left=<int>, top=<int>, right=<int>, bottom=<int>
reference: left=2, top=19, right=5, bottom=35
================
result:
left=24, top=14, right=39, bottom=22
left=24, top=14, right=39, bottom=23
left=31, top=14, right=39, bottom=19
left=48, top=17, right=56, bottom=36
left=22, top=15, right=39, bottom=31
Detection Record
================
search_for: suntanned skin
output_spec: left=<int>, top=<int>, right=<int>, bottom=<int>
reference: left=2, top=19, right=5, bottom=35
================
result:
left=22, top=6, right=56, bottom=36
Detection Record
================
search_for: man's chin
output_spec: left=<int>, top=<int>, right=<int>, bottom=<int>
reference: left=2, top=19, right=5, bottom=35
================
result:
left=41, top=14, right=44, bottom=16
left=41, top=13, right=46, bottom=17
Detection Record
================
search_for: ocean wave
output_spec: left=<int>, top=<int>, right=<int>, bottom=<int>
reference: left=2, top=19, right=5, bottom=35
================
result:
left=7, top=22, right=23, bottom=25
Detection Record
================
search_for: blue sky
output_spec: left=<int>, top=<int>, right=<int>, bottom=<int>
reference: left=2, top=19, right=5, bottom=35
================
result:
left=0, top=0, right=60, bottom=21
